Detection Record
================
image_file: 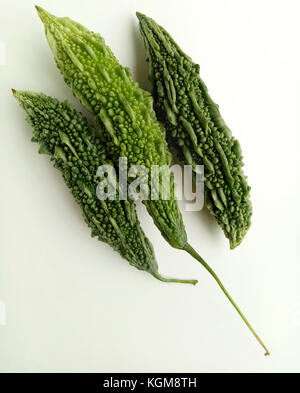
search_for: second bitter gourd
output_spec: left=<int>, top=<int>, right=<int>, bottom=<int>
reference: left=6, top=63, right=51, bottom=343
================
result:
left=137, top=12, right=252, bottom=249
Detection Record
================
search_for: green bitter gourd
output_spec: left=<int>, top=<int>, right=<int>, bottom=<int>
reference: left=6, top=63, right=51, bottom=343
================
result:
left=35, top=6, right=188, bottom=251
left=13, top=89, right=197, bottom=285
left=137, top=12, right=252, bottom=250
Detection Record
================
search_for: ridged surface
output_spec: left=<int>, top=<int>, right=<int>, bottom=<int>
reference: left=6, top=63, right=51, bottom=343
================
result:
left=13, top=89, right=270, bottom=352
left=137, top=13, right=252, bottom=249
left=36, top=7, right=187, bottom=250
left=14, top=90, right=178, bottom=281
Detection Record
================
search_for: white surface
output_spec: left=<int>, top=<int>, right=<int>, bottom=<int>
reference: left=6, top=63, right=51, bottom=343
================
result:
left=0, top=0, right=299, bottom=373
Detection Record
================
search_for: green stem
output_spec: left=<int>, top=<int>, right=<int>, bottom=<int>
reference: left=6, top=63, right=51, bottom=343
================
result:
left=184, top=243, right=270, bottom=356
left=153, top=272, right=197, bottom=285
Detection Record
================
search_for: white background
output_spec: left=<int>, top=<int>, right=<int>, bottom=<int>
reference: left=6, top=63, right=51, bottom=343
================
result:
left=0, top=0, right=299, bottom=373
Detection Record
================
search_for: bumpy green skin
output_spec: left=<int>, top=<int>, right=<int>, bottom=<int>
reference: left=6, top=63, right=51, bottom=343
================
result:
left=36, top=7, right=187, bottom=250
left=14, top=91, right=196, bottom=284
left=137, top=13, right=252, bottom=249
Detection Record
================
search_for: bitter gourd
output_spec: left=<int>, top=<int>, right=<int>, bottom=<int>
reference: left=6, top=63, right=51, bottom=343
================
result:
left=35, top=7, right=269, bottom=354
left=35, top=6, right=188, bottom=251
left=137, top=12, right=252, bottom=249
left=13, top=89, right=197, bottom=285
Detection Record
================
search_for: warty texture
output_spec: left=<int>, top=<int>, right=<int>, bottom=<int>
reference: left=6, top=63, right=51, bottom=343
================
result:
left=137, top=13, right=252, bottom=249
left=13, top=90, right=197, bottom=285
left=36, top=6, right=188, bottom=250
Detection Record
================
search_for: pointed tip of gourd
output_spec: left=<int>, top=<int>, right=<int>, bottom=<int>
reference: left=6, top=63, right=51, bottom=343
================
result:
left=35, top=5, right=51, bottom=24
left=35, top=5, right=43, bottom=14
left=229, top=229, right=248, bottom=249
left=229, top=240, right=238, bottom=250
left=136, top=12, right=146, bottom=22
left=11, top=88, right=21, bottom=100
left=136, top=12, right=154, bottom=32
left=12, top=89, right=32, bottom=103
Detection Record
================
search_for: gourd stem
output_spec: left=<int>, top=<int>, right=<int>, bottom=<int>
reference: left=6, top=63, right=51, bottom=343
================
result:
left=152, top=272, right=197, bottom=285
left=184, top=243, right=270, bottom=356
